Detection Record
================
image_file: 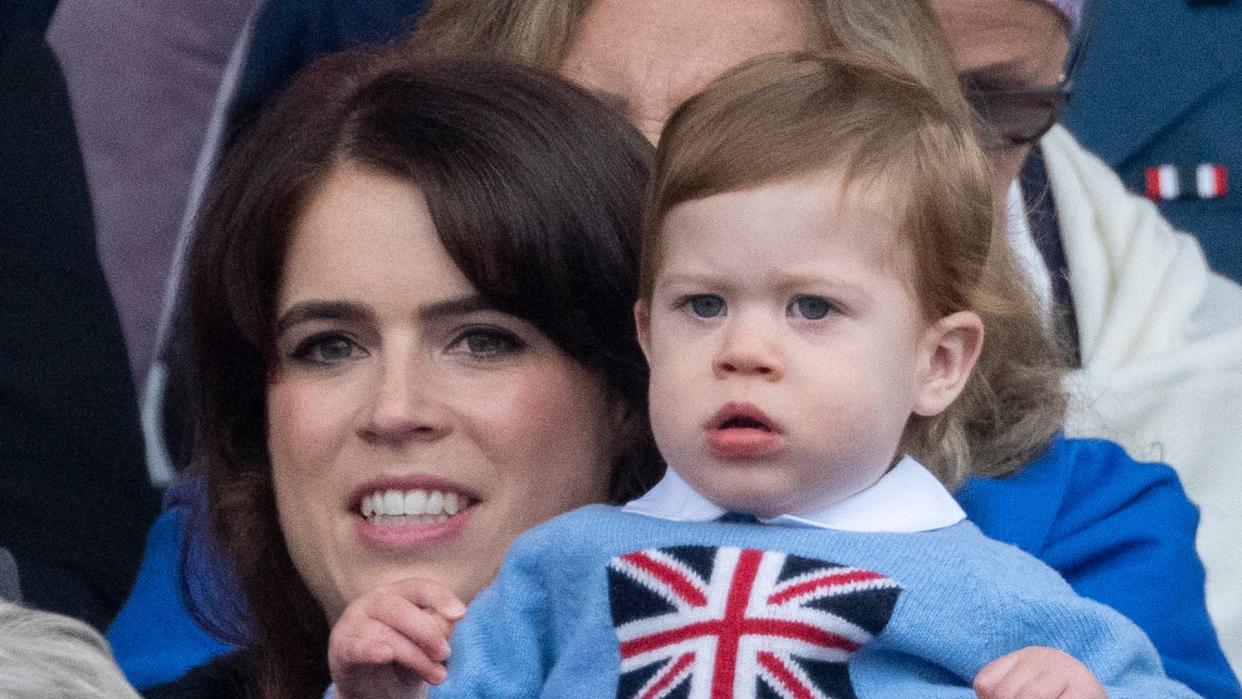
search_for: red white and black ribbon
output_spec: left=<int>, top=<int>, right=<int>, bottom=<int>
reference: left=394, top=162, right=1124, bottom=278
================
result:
left=1145, top=163, right=1229, bottom=200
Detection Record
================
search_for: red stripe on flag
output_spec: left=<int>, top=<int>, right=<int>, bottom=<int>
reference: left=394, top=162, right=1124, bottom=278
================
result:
left=712, top=549, right=763, bottom=699
left=622, top=552, right=707, bottom=607
left=1145, top=167, right=1162, bottom=199
left=639, top=653, right=695, bottom=699
left=767, top=569, right=888, bottom=605
left=1216, top=166, right=1229, bottom=197
left=757, top=651, right=817, bottom=699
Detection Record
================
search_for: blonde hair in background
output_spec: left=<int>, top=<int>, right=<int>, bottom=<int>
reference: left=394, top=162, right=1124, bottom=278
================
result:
left=0, top=603, right=140, bottom=699
left=408, top=0, right=1067, bottom=483
left=408, top=0, right=592, bottom=67
left=410, top=0, right=962, bottom=109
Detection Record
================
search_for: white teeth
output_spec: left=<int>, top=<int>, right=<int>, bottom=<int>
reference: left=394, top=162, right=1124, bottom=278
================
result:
left=361, top=488, right=468, bottom=520
left=404, top=489, right=428, bottom=515
left=383, top=490, right=404, bottom=515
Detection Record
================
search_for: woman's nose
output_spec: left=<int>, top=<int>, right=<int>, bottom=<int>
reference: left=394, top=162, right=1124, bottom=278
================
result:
left=358, top=359, right=451, bottom=445
left=712, top=322, right=783, bottom=381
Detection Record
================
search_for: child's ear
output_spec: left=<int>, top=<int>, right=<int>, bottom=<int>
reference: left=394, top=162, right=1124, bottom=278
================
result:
left=634, top=299, right=653, bottom=364
left=913, top=311, right=984, bottom=417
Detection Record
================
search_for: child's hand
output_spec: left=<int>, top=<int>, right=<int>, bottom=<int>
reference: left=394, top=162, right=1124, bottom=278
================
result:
left=974, top=646, right=1107, bottom=699
left=328, top=577, right=467, bottom=699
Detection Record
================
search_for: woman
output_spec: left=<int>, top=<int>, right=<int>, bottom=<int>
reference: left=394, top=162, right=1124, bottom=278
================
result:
left=142, top=51, right=658, bottom=697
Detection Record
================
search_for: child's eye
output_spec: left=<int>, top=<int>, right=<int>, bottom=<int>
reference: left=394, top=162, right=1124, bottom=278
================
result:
left=289, top=332, right=365, bottom=365
left=788, top=295, right=835, bottom=320
left=684, top=294, right=726, bottom=318
left=449, top=327, right=525, bottom=359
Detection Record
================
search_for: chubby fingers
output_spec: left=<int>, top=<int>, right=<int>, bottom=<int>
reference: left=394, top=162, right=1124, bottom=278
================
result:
left=332, top=611, right=449, bottom=685
left=330, top=579, right=468, bottom=685
left=381, top=576, right=468, bottom=623
left=974, top=647, right=1106, bottom=699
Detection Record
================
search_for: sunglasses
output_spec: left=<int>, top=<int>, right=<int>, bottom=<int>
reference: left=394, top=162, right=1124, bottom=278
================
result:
left=964, top=77, right=1074, bottom=150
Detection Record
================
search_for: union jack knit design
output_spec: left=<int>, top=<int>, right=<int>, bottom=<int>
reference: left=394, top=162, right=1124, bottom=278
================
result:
left=607, top=545, right=902, bottom=699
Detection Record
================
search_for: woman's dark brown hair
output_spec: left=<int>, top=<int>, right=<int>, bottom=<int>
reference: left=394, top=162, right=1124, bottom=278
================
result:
left=182, top=50, right=658, bottom=698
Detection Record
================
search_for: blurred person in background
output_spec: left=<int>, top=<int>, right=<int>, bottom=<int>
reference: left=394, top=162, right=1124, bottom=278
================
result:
left=0, top=602, right=141, bottom=699
left=1, top=11, right=159, bottom=632
left=1063, top=0, right=1241, bottom=283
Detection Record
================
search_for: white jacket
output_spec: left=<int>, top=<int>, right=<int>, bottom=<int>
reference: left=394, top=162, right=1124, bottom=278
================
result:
left=1038, top=125, right=1242, bottom=668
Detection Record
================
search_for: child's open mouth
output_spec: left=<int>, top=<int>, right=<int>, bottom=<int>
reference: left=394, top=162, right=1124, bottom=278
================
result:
left=706, top=402, right=782, bottom=459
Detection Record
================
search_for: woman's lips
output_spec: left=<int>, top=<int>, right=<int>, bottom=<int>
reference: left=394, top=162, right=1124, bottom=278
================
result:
left=705, top=401, right=782, bottom=460
left=350, top=475, right=479, bottom=549
left=356, top=506, right=472, bottom=550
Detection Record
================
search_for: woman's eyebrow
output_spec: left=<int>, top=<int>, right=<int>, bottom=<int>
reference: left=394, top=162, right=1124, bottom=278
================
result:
left=274, top=295, right=493, bottom=334
left=417, top=294, right=492, bottom=322
left=275, top=300, right=373, bottom=334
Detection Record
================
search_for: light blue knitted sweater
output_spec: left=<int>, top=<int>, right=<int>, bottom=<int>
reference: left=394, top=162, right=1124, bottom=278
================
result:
left=407, top=505, right=1196, bottom=697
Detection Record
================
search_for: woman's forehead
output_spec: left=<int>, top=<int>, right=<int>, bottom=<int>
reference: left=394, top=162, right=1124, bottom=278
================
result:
left=929, top=0, right=1069, bottom=86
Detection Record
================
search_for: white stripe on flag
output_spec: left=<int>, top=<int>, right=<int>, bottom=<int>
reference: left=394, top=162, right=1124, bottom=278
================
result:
left=1159, top=165, right=1179, bottom=200
left=1197, top=165, right=1222, bottom=198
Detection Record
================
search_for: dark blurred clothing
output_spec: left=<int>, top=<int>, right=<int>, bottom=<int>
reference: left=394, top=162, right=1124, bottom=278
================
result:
left=47, top=0, right=263, bottom=385
left=0, top=32, right=160, bottom=631
left=0, top=0, right=59, bottom=45
left=1064, top=0, right=1242, bottom=281
left=228, top=0, right=428, bottom=130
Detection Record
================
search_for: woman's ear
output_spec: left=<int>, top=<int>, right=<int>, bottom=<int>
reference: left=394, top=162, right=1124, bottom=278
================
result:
left=634, top=299, right=653, bottom=364
left=913, top=311, right=984, bottom=417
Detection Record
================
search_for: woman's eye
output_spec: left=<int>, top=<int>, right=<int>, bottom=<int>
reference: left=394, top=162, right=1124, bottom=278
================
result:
left=788, top=295, right=835, bottom=320
left=289, top=333, right=363, bottom=365
left=686, top=294, right=726, bottom=318
left=452, top=327, right=524, bottom=358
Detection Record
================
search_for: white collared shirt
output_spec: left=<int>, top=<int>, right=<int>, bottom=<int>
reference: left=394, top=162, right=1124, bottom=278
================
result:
left=622, top=455, right=965, bottom=534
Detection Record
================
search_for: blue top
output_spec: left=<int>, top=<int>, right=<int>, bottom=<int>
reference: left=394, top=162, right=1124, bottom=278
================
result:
left=108, top=436, right=1240, bottom=696
left=957, top=438, right=1237, bottom=698
left=418, top=507, right=1194, bottom=698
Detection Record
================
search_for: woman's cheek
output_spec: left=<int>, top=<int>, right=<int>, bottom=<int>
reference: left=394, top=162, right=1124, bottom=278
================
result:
left=267, top=376, right=354, bottom=474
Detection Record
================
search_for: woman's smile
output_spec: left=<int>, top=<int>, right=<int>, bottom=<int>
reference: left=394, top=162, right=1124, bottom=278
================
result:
left=351, top=475, right=480, bottom=548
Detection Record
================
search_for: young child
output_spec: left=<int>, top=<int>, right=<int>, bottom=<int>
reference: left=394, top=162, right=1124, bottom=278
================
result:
left=327, top=53, right=1196, bottom=699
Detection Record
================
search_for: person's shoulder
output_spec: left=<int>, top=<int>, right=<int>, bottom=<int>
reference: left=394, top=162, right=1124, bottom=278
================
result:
left=519, top=504, right=624, bottom=535
left=1050, top=437, right=1189, bottom=507
left=959, top=435, right=1191, bottom=553
left=504, top=505, right=632, bottom=558
left=949, top=520, right=1069, bottom=583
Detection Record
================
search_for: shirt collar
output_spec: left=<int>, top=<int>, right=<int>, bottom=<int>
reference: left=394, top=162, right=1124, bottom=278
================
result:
left=621, top=455, right=965, bottom=533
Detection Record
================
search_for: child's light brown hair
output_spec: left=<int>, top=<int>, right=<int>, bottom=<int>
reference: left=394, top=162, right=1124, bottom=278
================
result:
left=642, top=51, right=1066, bottom=488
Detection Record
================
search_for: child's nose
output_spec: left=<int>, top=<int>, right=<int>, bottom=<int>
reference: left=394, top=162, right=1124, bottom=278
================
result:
left=713, top=327, right=783, bottom=381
